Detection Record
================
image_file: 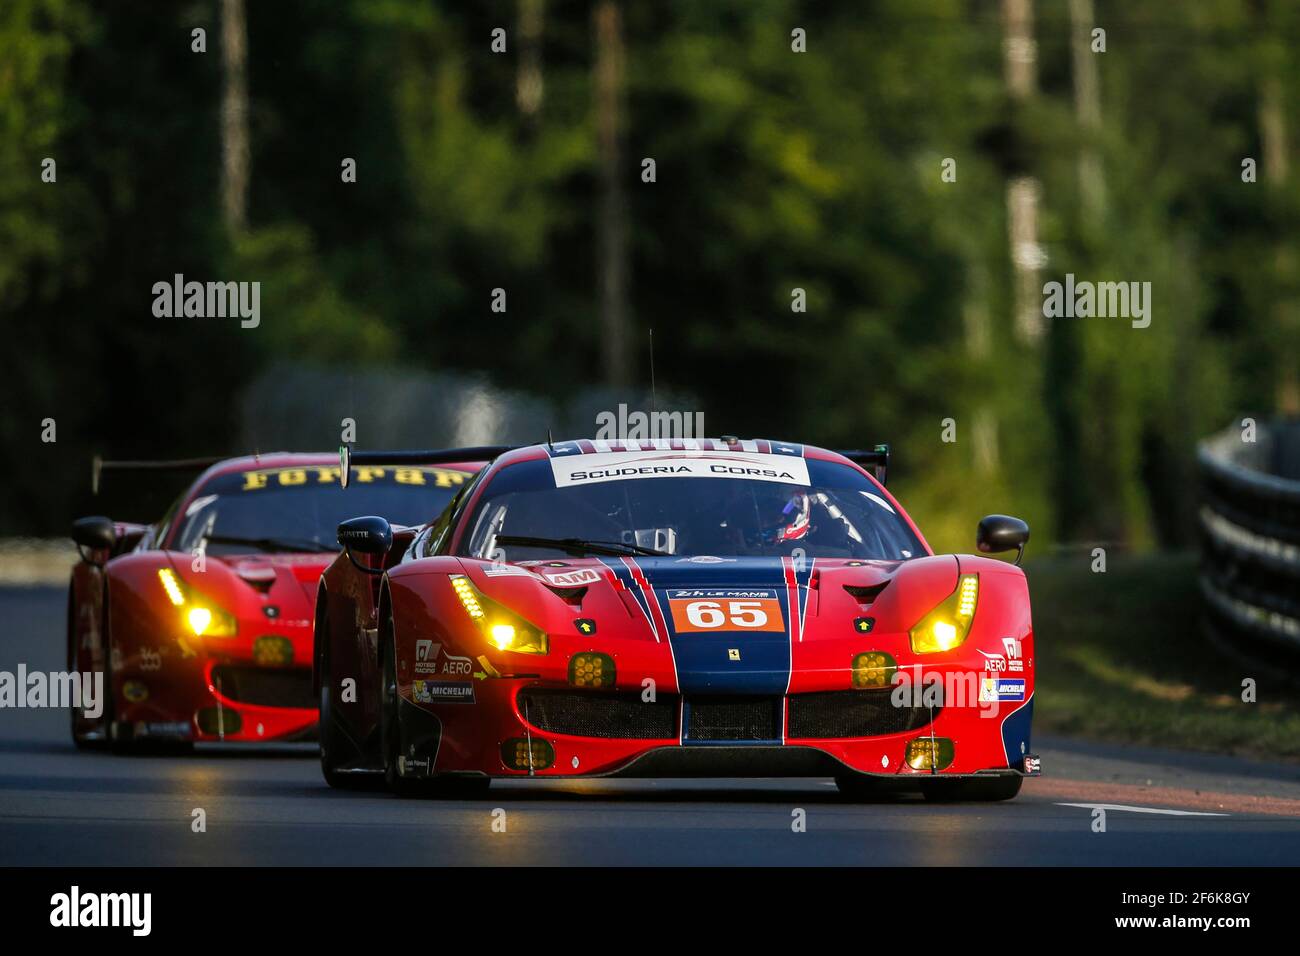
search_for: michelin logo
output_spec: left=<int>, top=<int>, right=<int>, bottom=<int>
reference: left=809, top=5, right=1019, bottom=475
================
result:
left=413, top=680, right=475, bottom=704
left=980, top=677, right=1025, bottom=703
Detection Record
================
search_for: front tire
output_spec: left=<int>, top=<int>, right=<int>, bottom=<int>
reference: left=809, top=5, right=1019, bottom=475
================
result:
left=379, top=618, right=414, bottom=795
left=318, top=604, right=379, bottom=790
left=69, top=591, right=108, bottom=750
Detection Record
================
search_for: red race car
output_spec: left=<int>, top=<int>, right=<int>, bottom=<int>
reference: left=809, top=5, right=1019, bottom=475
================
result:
left=68, top=452, right=483, bottom=751
left=316, top=439, right=1038, bottom=799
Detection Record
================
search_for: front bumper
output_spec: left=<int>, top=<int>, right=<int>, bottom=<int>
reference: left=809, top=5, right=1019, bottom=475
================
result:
left=115, top=656, right=317, bottom=743
left=397, top=674, right=1036, bottom=781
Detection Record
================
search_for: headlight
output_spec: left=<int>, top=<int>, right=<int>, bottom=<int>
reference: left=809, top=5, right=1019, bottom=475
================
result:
left=450, top=574, right=548, bottom=655
left=157, top=569, right=238, bottom=637
left=909, top=573, right=978, bottom=654
left=158, top=568, right=186, bottom=606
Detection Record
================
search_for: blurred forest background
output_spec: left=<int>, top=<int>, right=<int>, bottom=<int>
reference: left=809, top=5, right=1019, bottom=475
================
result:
left=2, top=0, right=1298, bottom=554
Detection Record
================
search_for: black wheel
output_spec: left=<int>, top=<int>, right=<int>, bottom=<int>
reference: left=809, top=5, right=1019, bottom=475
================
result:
left=69, top=591, right=108, bottom=750
left=920, top=775, right=1023, bottom=802
left=318, top=604, right=379, bottom=790
left=379, top=619, right=412, bottom=795
left=70, top=696, right=108, bottom=750
left=379, top=629, right=432, bottom=797
left=97, top=597, right=148, bottom=756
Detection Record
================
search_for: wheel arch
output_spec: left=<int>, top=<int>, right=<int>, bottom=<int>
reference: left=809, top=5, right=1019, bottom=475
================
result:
left=312, top=581, right=329, bottom=695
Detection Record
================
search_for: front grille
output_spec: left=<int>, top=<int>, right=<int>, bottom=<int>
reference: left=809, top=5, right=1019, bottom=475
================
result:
left=211, top=666, right=315, bottom=709
left=515, top=689, right=937, bottom=742
left=787, top=690, right=936, bottom=739
left=686, top=696, right=781, bottom=741
left=518, top=688, right=678, bottom=739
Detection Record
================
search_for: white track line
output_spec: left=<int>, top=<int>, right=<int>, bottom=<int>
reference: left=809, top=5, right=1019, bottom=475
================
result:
left=1056, top=802, right=1228, bottom=817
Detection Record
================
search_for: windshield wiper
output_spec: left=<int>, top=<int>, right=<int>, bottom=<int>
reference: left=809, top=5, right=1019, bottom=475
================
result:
left=494, top=535, right=670, bottom=558
left=205, top=534, right=338, bottom=554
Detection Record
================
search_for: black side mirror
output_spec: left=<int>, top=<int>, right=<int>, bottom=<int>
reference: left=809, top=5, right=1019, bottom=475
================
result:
left=338, top=516, right=392, bottom=574
left=72, top=516, right=117, bottom=553
left=976, top=514, right=1030, bottom=566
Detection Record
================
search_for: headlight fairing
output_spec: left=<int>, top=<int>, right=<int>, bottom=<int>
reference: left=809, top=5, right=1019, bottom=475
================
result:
left=908, top=573, right=978, bottom=654
left=157, top=568, right=238, bottom=637
left=450, top=574, right=548, bottom=655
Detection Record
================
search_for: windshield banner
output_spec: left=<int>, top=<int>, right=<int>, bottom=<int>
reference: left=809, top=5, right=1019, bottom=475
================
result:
left=550, top=451, right=811, bottom=489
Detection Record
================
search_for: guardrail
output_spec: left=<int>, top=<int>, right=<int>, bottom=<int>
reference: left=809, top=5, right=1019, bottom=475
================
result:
left=1198, top=420, right=1300, bottom=659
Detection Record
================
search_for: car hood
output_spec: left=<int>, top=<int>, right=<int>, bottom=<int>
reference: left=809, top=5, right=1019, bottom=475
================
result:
left=166, top=551, right=337, bottom=628
left=459, top=553, right=959, bottom=644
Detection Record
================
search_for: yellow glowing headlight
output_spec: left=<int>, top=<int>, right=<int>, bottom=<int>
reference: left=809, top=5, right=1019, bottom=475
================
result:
left=909, top=573, right=978, bottom=654
left=158, top=568, right=186, bottom=606
left=158, top=568, right=237, bottom=637
left=185, top=604, right=237, bottom=637
left=450, top=575, right=548, bottom=655
left=451, top=575, right=484, bottom=620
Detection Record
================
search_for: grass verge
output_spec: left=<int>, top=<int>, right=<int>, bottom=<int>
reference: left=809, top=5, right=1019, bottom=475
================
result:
left=1027, top=552, right=1300, bottom=762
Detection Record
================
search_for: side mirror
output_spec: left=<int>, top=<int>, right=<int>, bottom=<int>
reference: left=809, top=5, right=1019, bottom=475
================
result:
left=976, top=514, right=1030, bottom=566
left=338, top=516, right=392, bottom=574
left=72, top=516, right=117, bottom=553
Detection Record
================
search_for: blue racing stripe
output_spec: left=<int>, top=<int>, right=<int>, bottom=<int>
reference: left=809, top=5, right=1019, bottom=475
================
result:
left=630, top=558, right=796, bottom=701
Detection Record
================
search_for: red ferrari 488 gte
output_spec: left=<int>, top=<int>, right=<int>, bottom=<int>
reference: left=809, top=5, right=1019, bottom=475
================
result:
left=316, top=438, right=1038, bottom=800
left=68, top=452, right=483, bottom=751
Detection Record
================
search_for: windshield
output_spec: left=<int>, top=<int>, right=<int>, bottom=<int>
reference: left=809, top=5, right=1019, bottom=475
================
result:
left=460, top=455, right=924, bottom=562
left=170, top=464, right=471, bottom=556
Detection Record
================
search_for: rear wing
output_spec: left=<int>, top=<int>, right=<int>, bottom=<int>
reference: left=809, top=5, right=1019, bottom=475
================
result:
left=92, top=455, right=228, bottom=495
left=833, top=444, right=890, bottom=485
left=337, top=443, right=890, bottom=486
left=339, top=445, right=515, bottom=488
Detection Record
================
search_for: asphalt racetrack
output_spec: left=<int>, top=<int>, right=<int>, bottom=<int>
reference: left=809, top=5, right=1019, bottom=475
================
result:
left=3, top=585, right=1299, bottom=865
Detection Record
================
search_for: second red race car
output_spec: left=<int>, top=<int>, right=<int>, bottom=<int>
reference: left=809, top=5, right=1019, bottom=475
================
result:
left=69, top=452, right=483, bottom=751
left=315, top=438, right=1038, bottom=800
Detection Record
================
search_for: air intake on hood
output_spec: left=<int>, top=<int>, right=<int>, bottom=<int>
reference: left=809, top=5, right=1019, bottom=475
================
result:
left=843, top=581, right=889, bottom=606
left=543, top=585, right=588, bottom=606
left=234, top=565, right=277, bottom=594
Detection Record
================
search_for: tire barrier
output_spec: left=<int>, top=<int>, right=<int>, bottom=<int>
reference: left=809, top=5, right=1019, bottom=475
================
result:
left=1198, top=420, right=1300, bottom=660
